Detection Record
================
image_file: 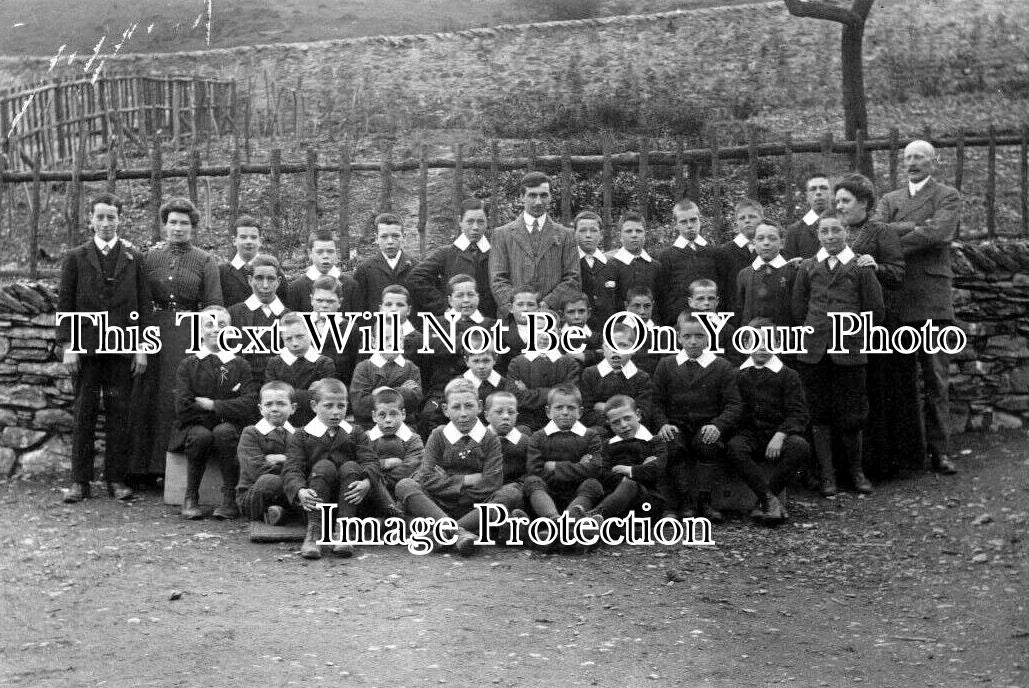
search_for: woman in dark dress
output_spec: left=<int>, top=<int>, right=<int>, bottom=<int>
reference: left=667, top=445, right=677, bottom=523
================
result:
left=834, top=173, right=919, bottom=478
left=129, top=198, right=223, bottom=485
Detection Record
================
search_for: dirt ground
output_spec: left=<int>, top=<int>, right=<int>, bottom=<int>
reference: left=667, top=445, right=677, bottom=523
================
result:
left=1, top=432, right=1026, bottom=688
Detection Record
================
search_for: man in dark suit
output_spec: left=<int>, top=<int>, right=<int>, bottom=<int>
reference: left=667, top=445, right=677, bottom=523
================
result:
left=57, top=193, right=151, bottom=503
left=873, top=140, right=961, bottom=475
left=784, top=173, right=832, bottom=260
left=489, top=172, right=580, bottom=319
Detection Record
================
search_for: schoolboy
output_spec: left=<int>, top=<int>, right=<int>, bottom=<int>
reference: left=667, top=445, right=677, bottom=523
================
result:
left=507, top=329, right=581, bottom=432
left=235, top=380, right=297, bottom=524
left=349, top=327, right=423, bottom=429
left=220, top=216, right=289, bottom=307
left=558, top=292, right=603, bottom=367
left=353, top=213, right=417, bottom=313
left=307, top=275, right=357, bottom=384
left=408, top=198, right=496, bottom=318
left=366, top=386, right=423, bottom=514
left=496, top=285, right=542, bottom=375
left=282, top=378, right=382, bottom=560
left=379, top=284, right=423, bottom=363
left=265, top=311, right=336, bottom=428
left=523, top=385, right=604, bottom=533
left=716, top=198, right=764, bottom=317
left=652, top=312, right=743, bottom=521
left=607, top=210, right=663, bottom=325
left=688, top=278, right=741, bottom=365
left=726, top=318, right=811, bottom=524
left=462, top=345, right=519, bottom=409
left=285, top=229, right=358, bottom=313
left=394, top=379, right=521, bottom=556
left=170, top=306, right=259, bottom=521
left=656, top=200, right=719, bottom=327
left=579, top=323, right=653, bottom=429
left=619, top=285, right=663, bottom=377
left=484, top=390, right=531, bottom=491
left=784, top=173, right=832, bottom=260
left=736, top=223, right=797, bottom=328
left=227, top=254, right=287, bottom=382
left=587, top=395, right=667, bottom=522
left=573, top=210, right=618, bottom=330
left=792, top=209, right=885, bottom=497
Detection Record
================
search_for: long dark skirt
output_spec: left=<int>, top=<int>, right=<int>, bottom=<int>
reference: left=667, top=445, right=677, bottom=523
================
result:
left=128, top=311, right=193, bottom=478
left=863, top=351, right=926, bottom=478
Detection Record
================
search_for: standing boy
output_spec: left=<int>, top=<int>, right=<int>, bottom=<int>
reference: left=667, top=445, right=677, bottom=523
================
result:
left=656, top=200, right=719, bottom=327
left=227, top=254, right=287, bottom=382
left=286, top=229, right=358, bottom=313
left=353, top=214, right=417, bottom=313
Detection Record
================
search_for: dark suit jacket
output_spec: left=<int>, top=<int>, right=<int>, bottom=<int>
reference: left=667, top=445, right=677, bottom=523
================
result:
left=57, top=239, right=151, bottom=353
left=783, top=218, right=820, bottom=260
left=408, top=243, right=496, bottom=318
left=489, top=216, right=580, bottom=317
left=219, top=262, right=289, bottom=308
left=285, top=271, right=359, bottom=314
left=352, top=251, right=417, bottom=313
left=873, top=178, right=960, bottom=321
left=169, top=354, right=259, bottom=451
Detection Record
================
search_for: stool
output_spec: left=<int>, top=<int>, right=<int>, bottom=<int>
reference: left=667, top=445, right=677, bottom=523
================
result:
left=163, top=451, right=226, bottom=506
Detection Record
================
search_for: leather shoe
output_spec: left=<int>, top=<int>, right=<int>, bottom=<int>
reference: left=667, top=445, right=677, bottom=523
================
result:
left=63, top=482, right=90, bottom=503
left=932, top=455, right=958, bottom=475
left=181, top=495, right=203, bottom=520
left=264, top=505, right=286, bottom=526
left=107, top=482, right=134, bottom=501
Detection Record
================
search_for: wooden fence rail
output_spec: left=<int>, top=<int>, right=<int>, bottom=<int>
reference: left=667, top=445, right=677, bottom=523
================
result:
left=2, top=126, right=1028, bottom=279
left=0, top=75, right=238, bottom=172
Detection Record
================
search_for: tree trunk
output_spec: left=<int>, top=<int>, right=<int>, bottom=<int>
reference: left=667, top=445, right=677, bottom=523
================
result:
left=841, top=21, right=872, bottom=176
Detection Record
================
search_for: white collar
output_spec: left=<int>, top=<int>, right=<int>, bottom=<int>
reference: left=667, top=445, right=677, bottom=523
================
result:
left=463, top=368, right=501, bottom=388
left=733, top=234, right=754, bottom=250
left=94, top=236, right=119, bottom=252
left=382, top=251, right=403, bottom=271
left=305, top=265, right=341, bottom=280
left=802, top=209, right=820, bottom=226
left=230, top=254, right=249, bottom=270
left=909, top=176, right=931, bottom=197
left=597, top=359, right=638, bottom=378
left=675, top=350, right=716, bottom=368
left=523, top=350, right=563, bottom=363
left=500, top=427, right=524, bottom=445
left=304, top=417, right=352, bottom=437
left=244, top=294, right=285, bottom=316
left=543, top=420, right=587, bottom=436
left=369, top=353, right=407, bottom=368
left=366, top=423, right=414, bottom=442
left=751, top=254, right=788, bottom=270
left=816, top=246, right=856, bottom=265
left=524, top=212, right=547, bottom=232
left=255, top=418, right=296, bottom=435
left=578, top=247, right=607, bottom=264
left=196, top=346, right=236, bottom=363
left=612, top=247, right=653, bottom=265
left=442, top=420, right=488, bottom=444
left=562, top=322, right=592, bottom=337
left=609, top=424, right=654, bottom=444
left=516, top=322, right=531, bottom=343
left=445, top=309, right=485, bottom=324
left=279, top=348, right=322, bottom=365
left=740, top=355, right=784, bottom=372
left=454, top=234, right=490, bottom=252
left=672, top=234, right=707, bottom=249
left=399, top=319, right=416, bottom=337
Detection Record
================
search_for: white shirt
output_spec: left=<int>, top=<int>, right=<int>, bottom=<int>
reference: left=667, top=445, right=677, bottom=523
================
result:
left=522, top=350, right=563, bottom=363
left=454, top=234, right=490, bottom=252
left=304, top=417, right=353, bottom=437
left=909, top=176, right=931, bottom=197
left=366, top=423, right=414, bottom=442
left=369, top=353, right=407, bottom=368
left=815, top=246, right=856, bottom=269
left=562, top=323, right=593, bottom=338
left=672, top=235, right=708, bottom=250
left=674, top=350, right=716, bottom=368
left=444, top=309, right=485, bottom=324
left=255, top=418, right=296, bottom=435
left=740, top=355, right=784, bottom=373
left=732, top=234, right=755, bottom=251
left=543, top=420, right=587, bottom=436
left=608, top=424, right=655, bottom=444
left=305, top=265, right=341, bottom=281
left=500, top=427, right=524, bottom=445
left=94, top=236, right=118, bottom=254
left=382, top=252, right=402, bottom=271
left=195, top=346, right=236, bottom=363
left=578, top=247, right=607, bottom=267
left=442, top=420, right=488, bottom=444
left=463, top=368, right=502, bottom=389
left=230, top=254, right=249, bottom=270
left=611, top=247, right=653, bottom=265
left=596, top=359, right=638, bottom=379
left=243, top=294, right=286, bottom=317
left=750, top=255, right=788, bottom=270
left=801, top=209, right=820, bottom=226
left=524, top=212, right=547, bottom=233
left=279, top=348, right=322, bottom=365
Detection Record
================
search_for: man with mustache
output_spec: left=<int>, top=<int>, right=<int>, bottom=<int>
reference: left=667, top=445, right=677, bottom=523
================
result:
left=873, top=139, right=960, bottom=476
left=489, top=172, right=580, bottom=320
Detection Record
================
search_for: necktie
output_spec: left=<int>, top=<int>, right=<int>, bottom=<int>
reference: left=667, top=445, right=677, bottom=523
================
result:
left=530, top=219, right=539, bottom=234
left=688, top=242, right=697, bottom=251
left=828, top=257, right=838, bottom=271
left=328, top=428, right=337, bottom=440
left=101, top=246, right=110, bottom=256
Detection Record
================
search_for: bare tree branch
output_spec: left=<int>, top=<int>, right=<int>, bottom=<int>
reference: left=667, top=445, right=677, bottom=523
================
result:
left=783, top=0, right=861, bottom=27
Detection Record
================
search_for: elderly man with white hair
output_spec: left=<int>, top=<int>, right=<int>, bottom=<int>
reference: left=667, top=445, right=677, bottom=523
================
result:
left=873, top=139, right=961, bottom=475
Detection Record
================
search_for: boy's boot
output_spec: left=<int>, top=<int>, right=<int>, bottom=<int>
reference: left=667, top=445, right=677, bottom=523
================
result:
left=301, top=509, right=323, bottom=560
left=182, top=454, right=205, bottom=519
left=842, top=431, right=873, bottom=494
left=212, top=487, right=240, bottom=520
left=695, top=463, right=723, bottom=523
left=811, top=425, right=837, bottom=497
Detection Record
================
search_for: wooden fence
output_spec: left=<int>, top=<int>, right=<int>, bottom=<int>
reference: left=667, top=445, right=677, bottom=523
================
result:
left=1, top=126, right=1028, bottom=278
left=0, top=75, right=239, bottom=171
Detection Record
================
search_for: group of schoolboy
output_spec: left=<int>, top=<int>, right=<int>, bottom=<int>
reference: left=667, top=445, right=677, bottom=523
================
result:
left=160, top=167, right=888, bottom=562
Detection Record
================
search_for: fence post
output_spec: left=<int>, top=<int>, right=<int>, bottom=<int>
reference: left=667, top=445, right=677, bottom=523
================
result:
left=188, top=147, right=200, bottom=206
left=987, top=125, right=996, bottom=238
left=560, top=141, right=573, bottom=225
left=747, top=126, right=759, bottom=200
left=229, top=144, right=241, bottom=229
left=68, top=119, right=86, bottom=243
left=339, top=144, right=352, bottom=260
left=305, top=146, right=318, bottom=233
left=637, top=137, right=650, bottom=223
left=418, top=144, right=428, bottom=255
left=269, top=148, right=282, bottom=235
left=783, top=131, right=794, bottom=225
left=709, top=129, right=723, bottom=239
left=1021, top=123, right=1028, bottom=237
left=673, top=138, right=685, bottom=202
left=379, top=145, right=393, bottom=216
left=489, top=140, right=500, bottom=228
left=888, top=128, right=899, bottom=190
left=820, top=131, right=834, bottom=176
left=454, top=143, right=464, bottom=222
left=601, top=136, right=613, bottom=251
left=30, top=154, right=40, bottom=279
left=527, top=140, right=537, bottom=173
left=106, top=138, right=118, bottom=193
left=955, top=132, right=965, bottom=193
left=150, top=136, right=163, bottom=241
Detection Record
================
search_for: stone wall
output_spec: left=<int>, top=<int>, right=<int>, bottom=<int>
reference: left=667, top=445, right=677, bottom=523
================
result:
left=1, top=0, right=1026, bottom=132
left=2, top=239, right=1028, bottom=478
